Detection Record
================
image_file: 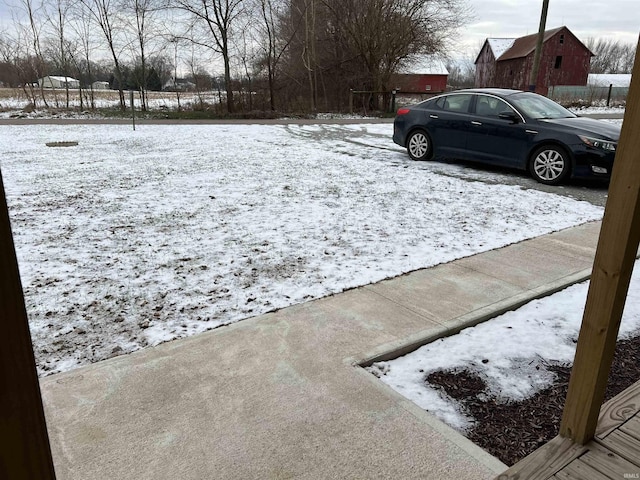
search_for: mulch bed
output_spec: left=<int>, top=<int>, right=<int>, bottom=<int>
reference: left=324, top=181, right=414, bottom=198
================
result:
left=425, top=335, right=640, bottom=466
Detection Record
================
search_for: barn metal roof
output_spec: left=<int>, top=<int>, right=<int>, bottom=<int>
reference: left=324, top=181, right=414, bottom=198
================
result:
left=398, top=56, right=449, bottom=75
left=487, top=39, right=515, bottom=59
left=497, top=27, right=565, bottom=61
left=476, top=26, right=593, bottom=64
left=42, top=75, right=80, bottom=83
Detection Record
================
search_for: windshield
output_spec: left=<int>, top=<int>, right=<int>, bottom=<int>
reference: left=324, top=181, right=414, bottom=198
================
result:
left=509, top=92, right=576, bottom=120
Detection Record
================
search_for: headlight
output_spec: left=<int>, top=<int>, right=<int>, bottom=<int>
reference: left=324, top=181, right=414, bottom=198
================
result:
left=579, top=135, right=617, bottom=152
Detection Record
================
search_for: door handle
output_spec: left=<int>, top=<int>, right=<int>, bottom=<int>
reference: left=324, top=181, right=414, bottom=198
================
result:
left=429, top=114, right=439, bottom=119
left=471, top=121, right=482, bottom=126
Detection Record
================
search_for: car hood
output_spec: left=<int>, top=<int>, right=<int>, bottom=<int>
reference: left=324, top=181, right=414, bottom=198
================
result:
left=540, top=117, right=621, bottom=141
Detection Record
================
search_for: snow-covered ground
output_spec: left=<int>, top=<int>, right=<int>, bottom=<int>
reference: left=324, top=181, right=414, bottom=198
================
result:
left=570, top=105, right=626, bottom=116
left=0, top=88, right=626, bottom=119
left=1, top=123, right=604, bottom=376
left=0, top=89, right=224, bottom=117
left=369, top=271, right=640, bottom=432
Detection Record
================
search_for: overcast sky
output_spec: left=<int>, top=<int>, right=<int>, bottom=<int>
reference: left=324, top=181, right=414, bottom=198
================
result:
left=0, top=0, right=637, bottom=58
left=463, top=0, right=639, bottom=55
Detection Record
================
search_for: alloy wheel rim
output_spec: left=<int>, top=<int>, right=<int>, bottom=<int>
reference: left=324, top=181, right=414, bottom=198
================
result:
left=409, top=134, right=428, bottom=158
left=534, top=150, right=564, bottom=181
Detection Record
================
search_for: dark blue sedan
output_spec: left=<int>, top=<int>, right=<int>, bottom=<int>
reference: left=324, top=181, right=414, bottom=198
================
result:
left=393, top=88, right=620, bottom=185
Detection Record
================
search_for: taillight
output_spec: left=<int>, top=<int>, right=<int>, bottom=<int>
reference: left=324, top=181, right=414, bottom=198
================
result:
left=396, top=108, right=410, bottom=115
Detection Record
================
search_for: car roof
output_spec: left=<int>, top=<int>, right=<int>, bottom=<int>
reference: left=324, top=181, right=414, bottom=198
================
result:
left=450, top=88, right=524, bottom=96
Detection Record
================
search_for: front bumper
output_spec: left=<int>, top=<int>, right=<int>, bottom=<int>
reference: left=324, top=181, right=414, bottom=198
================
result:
left=570, top=145, right=616, bottom=180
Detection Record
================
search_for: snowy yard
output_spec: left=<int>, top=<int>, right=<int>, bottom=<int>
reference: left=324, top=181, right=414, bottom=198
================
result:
left=0, top=122, right=604, bottom=375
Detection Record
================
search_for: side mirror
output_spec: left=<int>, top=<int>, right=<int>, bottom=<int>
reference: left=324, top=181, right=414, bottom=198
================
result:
left=498, top=111, right=520, bottom=124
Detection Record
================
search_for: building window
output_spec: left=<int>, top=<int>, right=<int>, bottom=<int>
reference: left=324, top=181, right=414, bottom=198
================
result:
left=425, top=85, right=431, bottom=91
left=554, top=56, right=563, bottom=69
left=560, top=34, right=565, bottom=44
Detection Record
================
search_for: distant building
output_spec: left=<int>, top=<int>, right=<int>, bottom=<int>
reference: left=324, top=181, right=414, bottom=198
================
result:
left=92, top=81, right=110, bottom=90
left=474, top=26, right=593, bottom=95
left=38, top=76, right=80, bottom=89
left=163, top=78, right=196, bottom=92
left=392, top=57, right=449, bottom=94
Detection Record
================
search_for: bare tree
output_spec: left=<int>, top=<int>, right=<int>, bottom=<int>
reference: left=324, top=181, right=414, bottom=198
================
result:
left=446, top=54, right=475, bottom=88
left=276, top=0, right=469, bottom=111
left=172, top=0, right=245, bottom=113
left=15, top=0, right=51, bottom=107
left=276, top=0, right=327, bottom=110
left=234, top=20, right=258, bottom=111
left=0, top=33, right=28, bottom=89
left=77, top=0, right=127, bottom=110
left=44, top=0, right=74, bottom=108
left=164, top=35, right=184, bottom=109
left=321, top=0, right=469, bottom=108
left=186, top=54, right=211, bottom=109
left=254, top=0, right=295, bottom=111
left=301, top=0, right=317, bottom=110
left=69, top=1, right=98, bottom=109
left=586, top=37, right=637, bottom=74
left=0, top=32, right=21, bottom=88
left=123, top=0, right=163, bottom=110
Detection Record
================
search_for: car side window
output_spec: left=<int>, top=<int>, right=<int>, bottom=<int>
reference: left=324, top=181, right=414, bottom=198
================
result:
left=475, top=96, right=516, bottom=118
left=438, top=94, right=473, bottom=113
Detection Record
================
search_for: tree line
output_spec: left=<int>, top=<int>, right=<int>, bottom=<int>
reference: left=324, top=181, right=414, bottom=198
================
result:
left=0, top=0, right=470, bottom=113
left=585, top=38, right=636, bottom=75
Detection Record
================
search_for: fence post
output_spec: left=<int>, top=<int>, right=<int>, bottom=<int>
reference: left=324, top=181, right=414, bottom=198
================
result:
left=130, top=90, right=135, bottom=131
left=349, top=89, right=353, bottom=115
left=607, top=84, right=613, bottom=107
left=391, top=90, right=396, bottom=113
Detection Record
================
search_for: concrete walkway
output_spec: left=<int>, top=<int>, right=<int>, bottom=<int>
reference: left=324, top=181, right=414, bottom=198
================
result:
left=40, top=221, right=601, bottom=480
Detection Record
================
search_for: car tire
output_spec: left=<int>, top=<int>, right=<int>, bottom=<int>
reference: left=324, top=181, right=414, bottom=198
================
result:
left=406, top=130, right=432, bottom=161
left=529, top=145, right=571, bottom=185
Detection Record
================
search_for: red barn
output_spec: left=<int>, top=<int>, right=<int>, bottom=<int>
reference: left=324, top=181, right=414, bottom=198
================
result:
left=391, top=57, right=448, bottom=94
left=475, top=26, right=593, bottom=95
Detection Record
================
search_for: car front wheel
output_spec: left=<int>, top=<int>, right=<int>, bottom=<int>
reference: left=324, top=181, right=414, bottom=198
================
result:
left=529, top=145, right=571, bottom=185
left=406, top=130, right=432, bottom=161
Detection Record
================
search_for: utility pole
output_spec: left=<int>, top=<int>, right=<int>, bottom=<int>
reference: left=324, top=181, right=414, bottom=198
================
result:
left=528, top=0, right=550, bottom=92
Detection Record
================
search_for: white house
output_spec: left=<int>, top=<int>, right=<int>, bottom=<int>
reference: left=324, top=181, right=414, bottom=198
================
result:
left=39, top=76, right=80, bottom=89
left=163, top=77, right=196, bottom=92
left=92, top=81, right=110, bottom=90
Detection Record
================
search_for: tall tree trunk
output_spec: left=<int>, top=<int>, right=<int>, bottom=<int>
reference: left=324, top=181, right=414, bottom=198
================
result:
left=223, top=45, right=233, bottom=113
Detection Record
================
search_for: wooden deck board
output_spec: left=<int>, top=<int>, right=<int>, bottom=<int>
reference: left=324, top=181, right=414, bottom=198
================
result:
left=554, top=458, right=615, bottom=480
left=620, top=415, right=640, bottom=441
left=596, top=381, right=640, bottom=439
left=597, top=428, right=640, bottom=464
left=495, top=436, right=587, bottom=480
left=579, top=442, right=639, bottom=478
left=496, top=380, right=640, bottom=480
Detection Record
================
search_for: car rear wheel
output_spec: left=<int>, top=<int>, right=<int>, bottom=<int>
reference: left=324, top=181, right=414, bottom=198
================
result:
left=529, top=145, right=571, bottom=185
left=406, top=130, right=432, bottom=161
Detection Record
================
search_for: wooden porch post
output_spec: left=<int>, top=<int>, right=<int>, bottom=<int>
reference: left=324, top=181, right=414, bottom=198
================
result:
left=560, top=37, right=640, bottom=445
left=0, top=169, right=57, bottom=479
